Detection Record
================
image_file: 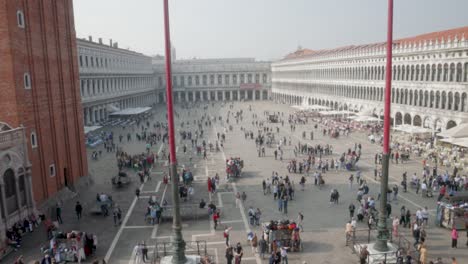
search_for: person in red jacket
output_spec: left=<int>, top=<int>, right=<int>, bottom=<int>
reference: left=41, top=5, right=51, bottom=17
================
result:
left=213, top=210, right=220, bottom=229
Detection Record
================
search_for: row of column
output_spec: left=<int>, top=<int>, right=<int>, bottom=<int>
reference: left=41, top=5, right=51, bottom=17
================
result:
left=159, top=89, right=270, bottom=103
left=83, top=93, right=156, bottom=125
left=273, top=93, right=303, bottom=105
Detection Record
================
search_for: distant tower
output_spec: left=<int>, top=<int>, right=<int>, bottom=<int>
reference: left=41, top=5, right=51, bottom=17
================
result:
left=171, top=43, right=177, bottom=61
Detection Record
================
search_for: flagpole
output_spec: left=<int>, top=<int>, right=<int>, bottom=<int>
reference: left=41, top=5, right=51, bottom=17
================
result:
left=374, top=0, right=393, bottom=252
left=163, top=0, right=187, bottom=262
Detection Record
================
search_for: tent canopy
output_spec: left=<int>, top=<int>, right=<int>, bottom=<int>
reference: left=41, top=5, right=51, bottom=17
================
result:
left=292, top=105, right=330, bottom=111
left=439, top=137, right=468, bottom=148
left=393, top=124, right=432, bottom=134
left=84, top=126, right=102, bottom=134
left=108, top=107, right=151, bottom=116
left=319, top=110, right=355, bottom=116
left=437, top=123, right=468, bottom=139
left=348, top=115, right=380, bottom=122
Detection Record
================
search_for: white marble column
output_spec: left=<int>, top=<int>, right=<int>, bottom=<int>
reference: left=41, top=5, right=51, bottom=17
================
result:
left=237, top=90, right=241, bottom=101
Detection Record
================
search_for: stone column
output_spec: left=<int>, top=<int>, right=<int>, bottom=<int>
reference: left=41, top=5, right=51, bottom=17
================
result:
left=222, top=91, right=226, bottom=101
left=230, top=91, right=233, bottom=101
left=237, top=90, right=241, bottom=101
left=185, top=92, right=189, bottom=102
left=0, top=184, right=9, bottom=224
left=253, top=91, right=256, bottom=101
left=215, top=91, right=218, bottom=101
left=201, top=91, right=204, bottom=102
left=90, top=107, right=94, bottom=124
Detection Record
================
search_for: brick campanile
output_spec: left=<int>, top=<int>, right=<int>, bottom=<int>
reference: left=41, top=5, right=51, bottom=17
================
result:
left=0, top=0, right=88, bottom=204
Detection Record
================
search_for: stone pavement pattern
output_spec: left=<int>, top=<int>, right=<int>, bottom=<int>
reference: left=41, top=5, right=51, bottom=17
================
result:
left=4, top=101, right=468, bottom=264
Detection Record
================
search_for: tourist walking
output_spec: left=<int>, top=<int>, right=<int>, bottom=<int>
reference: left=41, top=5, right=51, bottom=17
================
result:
left=75, top=201, right=83, bottom=220
left=259, top=236, right=267, bottom=259
left=349, top=203, right=355, bottom=219
left=225, top=246, right=234, bottom=264
left=241, top=192, right=247, bottom=203
left=297, top=212, right=304, bottom=232
left=224, top=226, right=233, bottom=246
left=235, top=192, right=241, bottom=208
left=56, top=203, right=63, bottom=224
left=451, top=227, right=458, bottom=248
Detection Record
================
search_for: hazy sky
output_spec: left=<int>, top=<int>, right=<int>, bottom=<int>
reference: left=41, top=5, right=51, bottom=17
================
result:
left=74, top=0, right=468, bottom=61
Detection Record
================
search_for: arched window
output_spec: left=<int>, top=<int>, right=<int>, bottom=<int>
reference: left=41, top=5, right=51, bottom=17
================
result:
left=406, top=65, right=410, bottom=81
left=448, top=92, right=453, bottom=110
left=456, top=63, right=462, bottom=82
left=454, top=92, right=460, bottom=111
left=4, top=169, right=18, bottom=214
left=436, top=64, right=442, bottom=81
left=429, top=91, right=434, bottom=108
left=24, top=73, right=31, bottom=89
left=441, top=91, right=447, bottom=109
left=449, top=63, right=455, bottom=82
left=17, top=10, right=25, bottom=28
left=443, top=64, right=448, bottom=82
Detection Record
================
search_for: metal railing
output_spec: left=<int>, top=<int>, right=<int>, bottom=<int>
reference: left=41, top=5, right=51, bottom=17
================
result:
left=347, top=228, right=420, bottom=264
left=151, top=240, right=210, bottom=263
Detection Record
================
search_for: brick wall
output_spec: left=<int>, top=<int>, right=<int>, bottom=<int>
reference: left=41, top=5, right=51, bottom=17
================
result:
left=0, top=0, right=88, bottom=205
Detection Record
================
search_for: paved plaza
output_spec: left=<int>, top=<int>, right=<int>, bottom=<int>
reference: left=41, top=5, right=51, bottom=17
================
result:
left=5, top=101, right=468, bottom=264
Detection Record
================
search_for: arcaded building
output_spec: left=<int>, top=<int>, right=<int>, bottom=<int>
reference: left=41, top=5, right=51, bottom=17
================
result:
left=77, top=37, right=157, bottom=125
left=272, top=27, right=468, bottom=131
left=0, top=0, right=88, bottom=217
left=153, top=58, right=271, bottom=102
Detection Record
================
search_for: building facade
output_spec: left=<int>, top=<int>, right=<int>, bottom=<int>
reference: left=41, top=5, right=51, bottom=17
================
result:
left=0, top=0, right=88, bottom=208
left=0, top=123, right=34, bottom=252
left=78, top=37, right=157, bottom=125
left=153, top=58, right=271, bottom=103
left=272, top=27, right=468, bottom=131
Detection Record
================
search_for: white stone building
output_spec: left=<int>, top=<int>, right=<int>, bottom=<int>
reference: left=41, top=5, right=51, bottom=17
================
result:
left=272, top=27, right=468, bottom=131
left=78, top=37, right=157, bottom=125
left=153, top=58, right=271, bottom=102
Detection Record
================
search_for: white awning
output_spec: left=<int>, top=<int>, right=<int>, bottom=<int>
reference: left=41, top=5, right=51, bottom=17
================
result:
left=439, top=137, right=468, bottom=148
left=348, top=115, right=380, bottom=122
left=319, top=110, right=355, bottom=116
left=106, top=104, right=120, bottom=113
left=437, top=123, right=468, bottom=139
left=108, top=107, right=151, bottom=116
left=393, top=125, right=433, bottom=134
left=84, top=126, right=102, bottom=134
left=292, top=105, right=331, bottom=111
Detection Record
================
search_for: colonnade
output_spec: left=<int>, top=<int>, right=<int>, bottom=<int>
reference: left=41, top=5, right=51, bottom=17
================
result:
left=157, top=89, right=270, bottom=103
left=83, top=93, right=156, bottom=125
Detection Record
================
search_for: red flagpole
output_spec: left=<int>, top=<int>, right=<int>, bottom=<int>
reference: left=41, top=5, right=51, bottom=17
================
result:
left=383, top=0, right=393, bottom=155
left=375, top=0, right=393, bottom=252
left=163, top=0, right=176, bottom=164
left=163, top=0, right=186, bottom=262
